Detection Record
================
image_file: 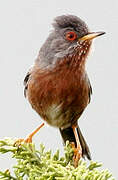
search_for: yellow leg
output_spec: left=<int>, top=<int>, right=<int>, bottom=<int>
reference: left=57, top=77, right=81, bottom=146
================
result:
left=72, top=125, right=82, bottom=167
left=25, top=122, right=45, bottom=143
left=15, top=123, right=45, bottom=145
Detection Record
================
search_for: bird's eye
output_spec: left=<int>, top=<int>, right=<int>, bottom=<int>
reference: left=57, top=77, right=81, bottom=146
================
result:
left=65, top=31, right=77, bottom=41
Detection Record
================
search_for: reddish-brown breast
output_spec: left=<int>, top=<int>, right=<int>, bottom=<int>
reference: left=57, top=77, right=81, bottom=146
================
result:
left=27, top=49, right=91, bottom=129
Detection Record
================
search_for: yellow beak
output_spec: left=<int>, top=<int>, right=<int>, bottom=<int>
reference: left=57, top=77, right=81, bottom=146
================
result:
left=79, top=31, right=105, bottom=41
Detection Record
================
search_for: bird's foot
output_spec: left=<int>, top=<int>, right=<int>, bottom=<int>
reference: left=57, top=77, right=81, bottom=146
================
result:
left=14, top=123, right=44, bottom=146
left=71, top=142, right=82, bottom=168
left=71, top=125, right=82, bottom=167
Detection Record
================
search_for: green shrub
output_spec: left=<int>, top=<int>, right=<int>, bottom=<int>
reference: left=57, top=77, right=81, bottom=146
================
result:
left=0, top=138, right=115, bottom=180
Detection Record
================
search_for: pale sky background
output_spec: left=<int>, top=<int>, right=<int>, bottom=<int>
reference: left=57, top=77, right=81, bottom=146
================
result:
left=0, top=0, right=118, bottom=179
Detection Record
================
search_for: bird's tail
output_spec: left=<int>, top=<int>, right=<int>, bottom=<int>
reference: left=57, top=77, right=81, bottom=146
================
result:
left=59, top=125, right=91, bottom=160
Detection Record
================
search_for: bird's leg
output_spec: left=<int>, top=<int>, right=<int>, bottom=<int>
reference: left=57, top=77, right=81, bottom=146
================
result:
left=25, top=122, right=45, bottom=143
left=71, top=125, right=82, bottom=168
left=15, top=123, right=44, bottom=145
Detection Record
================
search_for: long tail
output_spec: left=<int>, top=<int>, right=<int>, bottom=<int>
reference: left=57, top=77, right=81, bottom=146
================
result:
left=59, top=125, right=91, bottom=160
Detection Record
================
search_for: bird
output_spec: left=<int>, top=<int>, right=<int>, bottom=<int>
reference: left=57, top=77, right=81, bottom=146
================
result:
left=24, top=15, right=105, bottom=167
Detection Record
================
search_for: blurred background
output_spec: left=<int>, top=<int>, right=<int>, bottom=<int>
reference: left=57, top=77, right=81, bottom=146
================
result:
left=0, top=0, right=117, bottom=178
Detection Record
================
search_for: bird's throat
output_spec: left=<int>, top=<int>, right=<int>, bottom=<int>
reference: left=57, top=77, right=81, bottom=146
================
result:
left=55, top=40, right=92, bottom=71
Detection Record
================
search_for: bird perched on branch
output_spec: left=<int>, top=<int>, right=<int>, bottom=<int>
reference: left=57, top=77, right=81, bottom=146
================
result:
left=24, top=15, right=105, bottom=167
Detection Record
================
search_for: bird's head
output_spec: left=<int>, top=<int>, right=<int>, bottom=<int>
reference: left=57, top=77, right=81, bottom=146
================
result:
left=38, top=15, right=105, bottom=69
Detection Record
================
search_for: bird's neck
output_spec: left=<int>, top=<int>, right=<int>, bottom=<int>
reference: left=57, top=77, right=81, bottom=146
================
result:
left=54, top=40, right=92, bottom=73
left=36, top=40, right=91, bottom=72
left=56, top=51, right=90, bottom=74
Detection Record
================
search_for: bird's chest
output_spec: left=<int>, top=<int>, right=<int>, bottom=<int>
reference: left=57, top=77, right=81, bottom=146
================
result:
left=27, top=67, right=89, bottom=128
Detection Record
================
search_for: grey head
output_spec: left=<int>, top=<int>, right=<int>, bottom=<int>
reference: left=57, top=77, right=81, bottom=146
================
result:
left=35, top=15, right=89, bottom=68
left=36, top=15, right=105, bottom=69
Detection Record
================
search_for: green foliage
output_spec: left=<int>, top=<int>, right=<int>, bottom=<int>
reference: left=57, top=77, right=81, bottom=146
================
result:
left=0, top=138, right=115, bottom=180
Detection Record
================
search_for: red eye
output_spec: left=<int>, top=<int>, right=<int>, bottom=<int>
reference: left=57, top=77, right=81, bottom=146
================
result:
left=65, top=31, right=77, bottom=41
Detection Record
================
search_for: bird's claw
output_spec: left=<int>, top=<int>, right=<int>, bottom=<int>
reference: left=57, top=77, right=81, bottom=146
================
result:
left=14, top=138, right=25, bottom=147
left=71, top=142, right=82, bottom=168
left=14, top=123, right=45, bottom=146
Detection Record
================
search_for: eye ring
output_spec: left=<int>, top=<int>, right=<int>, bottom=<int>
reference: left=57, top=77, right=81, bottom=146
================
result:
left=65, top=31, right=77, bottom=41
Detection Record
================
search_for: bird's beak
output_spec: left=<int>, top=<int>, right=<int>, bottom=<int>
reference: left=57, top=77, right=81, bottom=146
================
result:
left=79, top=31, right=105, bottom=41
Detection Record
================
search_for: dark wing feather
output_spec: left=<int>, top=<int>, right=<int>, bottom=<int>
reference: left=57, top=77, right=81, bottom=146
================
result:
left=24, top=71, right=31, bottom=97
left=85, top=73, right=92, bottom=103
left=88, top=78, right=92, bottom=103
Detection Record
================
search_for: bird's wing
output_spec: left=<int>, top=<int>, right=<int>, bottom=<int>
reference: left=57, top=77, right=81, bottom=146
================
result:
left=85, top=73, right=92, bottom=103
left=24, top=68, right=32, bottom=97
left=88, top=81, right=92, bottom=103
